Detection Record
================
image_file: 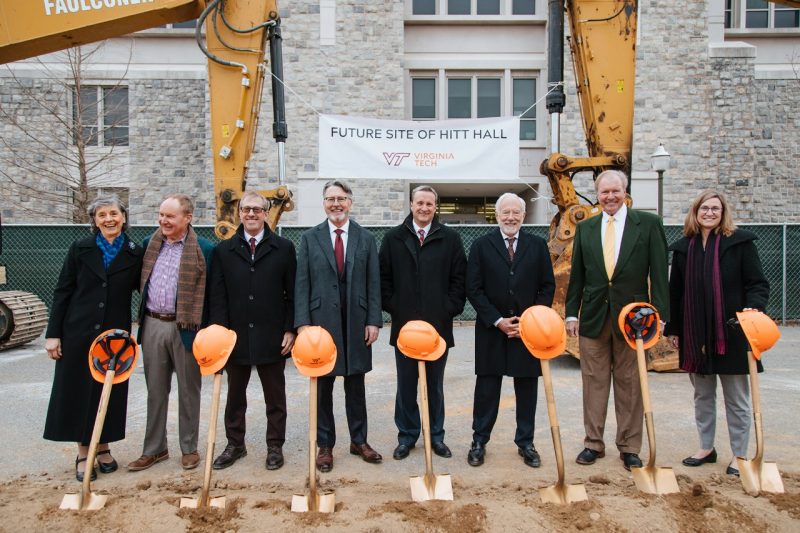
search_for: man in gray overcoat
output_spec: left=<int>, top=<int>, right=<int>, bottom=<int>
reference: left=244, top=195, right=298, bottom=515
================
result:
left=294, top=180, right=383, bottom=472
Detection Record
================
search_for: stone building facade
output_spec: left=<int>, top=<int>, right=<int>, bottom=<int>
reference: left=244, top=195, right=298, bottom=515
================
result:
left=0, top=0, right=797, bottom=227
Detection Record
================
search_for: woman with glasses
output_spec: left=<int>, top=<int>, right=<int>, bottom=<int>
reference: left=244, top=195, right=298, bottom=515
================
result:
left=665, top=190, right=769, bottom=476
left=44, top=194, right=143, bottom=482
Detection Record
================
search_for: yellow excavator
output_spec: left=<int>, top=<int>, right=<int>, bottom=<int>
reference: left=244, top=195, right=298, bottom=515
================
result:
left=0, top=0, right=292, bottom=349
left=545, top=0, right=799, bottom=367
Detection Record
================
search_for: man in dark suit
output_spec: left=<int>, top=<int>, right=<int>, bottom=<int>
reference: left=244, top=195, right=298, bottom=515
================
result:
left=379, top=185, right=467, bottom=461
left=207, top=191, right=296, bottom=471
left=465, top=192, right=555, bottom=468
left=294, top=180, right=383, bottom=472
left=565, top=170, right=669, bottom=471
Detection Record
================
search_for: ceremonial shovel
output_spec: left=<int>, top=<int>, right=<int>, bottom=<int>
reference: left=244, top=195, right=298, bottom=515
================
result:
left=538, top=357, right=587, bottom=504
left=409, top=360, right=453, bottom=501
left=61, top=330, right=138, bottom=511
left=180, top=371, right=226, bottom=509
left=180, top=324, right=236, bottom=509
left=291, top=376, right=336, bottom=512
left=733, top=310, right=784, bottom=495
left=627, top=307, right=679, bottom=495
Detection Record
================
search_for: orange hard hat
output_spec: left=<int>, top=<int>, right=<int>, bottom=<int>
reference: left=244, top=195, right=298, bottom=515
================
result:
left=618, top=302, right=661, bottom=350
left=192, top=324, right=237, bottom=376
left=88, top=329, right=139, bottom=385
left=292, top=326, right=337, bottom=377
left=519, top=306, right=566, bottom=360
left=397, top=320, right=446, bottom=361
left=736, top=309, right=780, bottom=360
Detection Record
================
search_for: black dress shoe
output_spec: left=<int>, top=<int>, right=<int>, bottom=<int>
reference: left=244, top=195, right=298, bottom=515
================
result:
left=621, top=452, right=643, bottom=471
left=467, top=441, right=485, bottom=467
left=212, top=444, right=247, bottom=470
left=518, top=444, right=541, bottom=468
left=726, top=465, right=740, bottom=477
left=75, top=457, right=97, bottom=482
left=576, top=448, right=605, bottom=465
left=682, top=448, right=717, bottom=467
left=266, top=445, right=284, bottom=470
left=432, top=442, right=452, bottom=458
left=96, top=449, right=118, bottom=474
left=393, top=443, right=415, bottom=460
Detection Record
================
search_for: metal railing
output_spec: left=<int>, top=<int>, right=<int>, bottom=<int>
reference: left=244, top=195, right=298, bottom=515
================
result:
left=1, top=224, right=797, bottom=323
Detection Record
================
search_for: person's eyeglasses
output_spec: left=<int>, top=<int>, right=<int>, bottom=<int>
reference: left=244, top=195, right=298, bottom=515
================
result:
left=324, top=196, right=350, bottom=205
left=240, top=206, right=266, bottom=214
left=698, top=206, right=722, bottom=214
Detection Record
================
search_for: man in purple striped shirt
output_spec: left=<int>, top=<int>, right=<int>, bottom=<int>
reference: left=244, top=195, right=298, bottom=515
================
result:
left=128, top=194, right=215, bottom=472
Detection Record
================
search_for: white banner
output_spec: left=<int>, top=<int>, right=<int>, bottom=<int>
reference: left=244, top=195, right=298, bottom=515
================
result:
left=318, top=115, right=520, bottom=179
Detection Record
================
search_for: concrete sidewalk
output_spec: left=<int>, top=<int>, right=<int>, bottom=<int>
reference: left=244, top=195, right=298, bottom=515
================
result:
left=1, top=326, right=798, bottom=483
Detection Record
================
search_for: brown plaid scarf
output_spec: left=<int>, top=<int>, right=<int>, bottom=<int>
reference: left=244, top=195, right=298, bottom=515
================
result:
left=141, top=225, right=206, bottom=330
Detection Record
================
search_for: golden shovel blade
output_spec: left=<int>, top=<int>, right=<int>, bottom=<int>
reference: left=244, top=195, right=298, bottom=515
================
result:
left=291, top=491, right=336, bottom=513
left=60, top=491, right=108, bottom=511
left=631, top=466, right=680, bottom=495
left=539, top=482, right=588, bottom=505
left=738, top=458, right=784, bottom=496
left=179, top=496, right=227, bottom=509
left=409, top=473, right=453, bottom=502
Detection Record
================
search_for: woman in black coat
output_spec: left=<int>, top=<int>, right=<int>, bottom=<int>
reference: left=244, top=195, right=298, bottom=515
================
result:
left=44, top=194, right=143, bottom=482
left=665, top=190, right=769, bottom=476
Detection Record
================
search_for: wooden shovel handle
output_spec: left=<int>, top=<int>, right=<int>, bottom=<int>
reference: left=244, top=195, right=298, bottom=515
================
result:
left=82, top=370, right=115, bottom=501
left=309, top=377, right=318, bottom=493
left=635, top=337, right=657, bottom=468
left=541, top=360, right=566, bottom=486
left=199, top=372, right=223, bottom=507
left=417, top=360, right=434, bottom=478
left=747, top=351, right=764, bottom=462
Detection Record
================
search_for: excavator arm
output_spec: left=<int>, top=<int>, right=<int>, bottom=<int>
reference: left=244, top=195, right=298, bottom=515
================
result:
left=0, top=0, right=293, bottom=237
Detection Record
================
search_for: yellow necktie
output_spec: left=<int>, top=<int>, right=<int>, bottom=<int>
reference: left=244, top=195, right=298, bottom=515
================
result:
left=604, top=215, right=616, bottom=278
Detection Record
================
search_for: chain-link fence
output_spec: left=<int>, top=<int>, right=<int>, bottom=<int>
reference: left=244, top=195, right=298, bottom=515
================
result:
left=1, top=224, right=797, bottom=323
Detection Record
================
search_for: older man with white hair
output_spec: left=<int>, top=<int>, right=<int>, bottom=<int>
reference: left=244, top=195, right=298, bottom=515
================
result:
left=465, top=192, right=555, bottom=467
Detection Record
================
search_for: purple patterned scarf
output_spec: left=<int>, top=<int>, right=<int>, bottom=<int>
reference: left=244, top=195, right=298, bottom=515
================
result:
left=681, top=232, right=726, bottom=373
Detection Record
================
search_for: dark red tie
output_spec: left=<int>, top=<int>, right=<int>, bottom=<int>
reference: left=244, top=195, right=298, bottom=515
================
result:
left=507, top=237, right=516, bottom=262
left=249, top=237, right=256, bottom=258
left=334, top=229, right=345, bottom=276
left=418, top=229, right=425, bottom=244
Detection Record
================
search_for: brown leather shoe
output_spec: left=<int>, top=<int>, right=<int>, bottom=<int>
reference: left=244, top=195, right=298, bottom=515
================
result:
left=127, top=450, right=169, bottom=472
left=181, top=451, right=200, bottom=470
left=350, top=442, right=382, bottom=464
left=316, top=447, right=333, bottom=472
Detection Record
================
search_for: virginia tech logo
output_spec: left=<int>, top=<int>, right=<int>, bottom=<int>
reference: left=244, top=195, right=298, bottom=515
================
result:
left=382, top=152, right=411, bottom=166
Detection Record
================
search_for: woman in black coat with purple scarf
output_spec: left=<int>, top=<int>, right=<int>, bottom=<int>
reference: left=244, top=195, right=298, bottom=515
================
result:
left=665, top=190, right=769, bottom=476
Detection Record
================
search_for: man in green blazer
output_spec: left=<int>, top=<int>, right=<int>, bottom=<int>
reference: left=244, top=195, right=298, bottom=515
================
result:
left=565, top=170, right=669, bottom=471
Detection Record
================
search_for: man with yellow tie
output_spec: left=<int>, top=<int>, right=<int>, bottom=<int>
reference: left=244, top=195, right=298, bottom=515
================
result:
left=565, top=170, right=669, bottom=471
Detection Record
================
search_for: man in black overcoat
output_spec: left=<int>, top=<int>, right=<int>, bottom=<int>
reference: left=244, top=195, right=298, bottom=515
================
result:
left=379, top=185, right=467, bottom=461
left=465, top=192, right=555, bottom=467
left=207, top=191, right=296, bottom=471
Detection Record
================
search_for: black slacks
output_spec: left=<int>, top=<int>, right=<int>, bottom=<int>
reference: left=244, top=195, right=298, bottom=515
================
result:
left=316, top=373, right=368, bottom=448
left=394, top=348, right=449, bottom=446
left=471, top=375, right=538, bottom=448
left=223, top=360, right=287, bottom=448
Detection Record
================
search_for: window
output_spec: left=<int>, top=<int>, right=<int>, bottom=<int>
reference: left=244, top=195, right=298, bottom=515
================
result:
left=410, top=71, right=538, bottom=140
left=447, top=79, right=471, bottom=118
left=73, top=86, right=129, bottom=147
left=726, top=1, right=799, bottom=29
left=412, top=78, right=436, bottom=119
left=512, top=0, right=535, bottom=15
left=413, top=0, right=436, bottom=14
left=513, top=78, right=536, bottom=141
left=411, top=0, right=534, bottom=16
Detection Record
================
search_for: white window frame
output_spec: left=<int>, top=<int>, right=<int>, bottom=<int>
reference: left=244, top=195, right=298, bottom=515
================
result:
left=725, top=0, right=800, bottom=31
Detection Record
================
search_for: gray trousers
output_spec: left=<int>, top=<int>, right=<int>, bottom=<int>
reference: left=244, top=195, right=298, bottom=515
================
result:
left=690, top=373, right=751, bottom=457
left=141, top=316, right=202, bottom=455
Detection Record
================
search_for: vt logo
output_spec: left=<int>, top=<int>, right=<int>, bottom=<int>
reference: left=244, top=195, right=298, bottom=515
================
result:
left=382, top=152, right=411, bottom=166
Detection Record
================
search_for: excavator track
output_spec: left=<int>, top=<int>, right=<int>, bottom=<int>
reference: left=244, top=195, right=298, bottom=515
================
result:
left=0, top=291, right=48, bottom=351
